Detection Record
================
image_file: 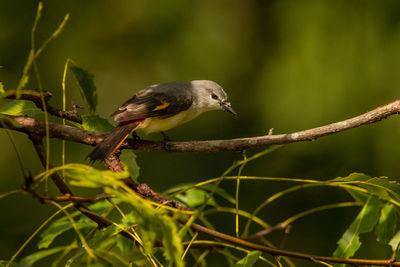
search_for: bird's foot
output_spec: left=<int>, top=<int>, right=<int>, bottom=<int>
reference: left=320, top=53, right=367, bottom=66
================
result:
left=132, top=131, right=141, bottom=141
left=160, top=131, right=171, bottom=142
left=160, top=132, right=171, bottom=151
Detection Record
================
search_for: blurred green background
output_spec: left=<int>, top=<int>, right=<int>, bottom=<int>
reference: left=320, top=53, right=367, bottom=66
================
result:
left=1, top=0, right=400, bottom=265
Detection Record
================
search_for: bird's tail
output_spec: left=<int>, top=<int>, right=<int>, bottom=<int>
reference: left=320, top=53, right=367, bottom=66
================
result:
left=87, top=122, right=140, bottom=162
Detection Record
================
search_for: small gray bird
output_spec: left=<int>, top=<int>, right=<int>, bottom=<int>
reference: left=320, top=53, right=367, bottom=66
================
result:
left=87, top=80, right=236, bottom=161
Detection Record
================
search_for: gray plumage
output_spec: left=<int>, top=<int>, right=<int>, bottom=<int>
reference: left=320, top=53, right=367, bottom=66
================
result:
left=87, top=80, right=235, bottom=161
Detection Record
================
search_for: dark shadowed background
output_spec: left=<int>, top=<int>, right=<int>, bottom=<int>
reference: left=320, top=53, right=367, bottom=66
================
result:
left=1, top=0, right=400, bottom=266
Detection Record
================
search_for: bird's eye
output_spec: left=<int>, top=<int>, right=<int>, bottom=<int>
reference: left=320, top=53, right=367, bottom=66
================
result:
left=211, top=94, right=218, bottom=100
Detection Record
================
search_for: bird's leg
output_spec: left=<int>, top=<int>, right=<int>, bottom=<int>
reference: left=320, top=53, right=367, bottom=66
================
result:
left=160, top=132, right=171, bottom=151
left=132, top=131, right=141, bottom=141
left=160, top=131, right=171, bottom=142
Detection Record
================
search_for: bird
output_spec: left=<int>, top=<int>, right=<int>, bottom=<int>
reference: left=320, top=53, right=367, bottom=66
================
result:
left=87, top=80, right=236, bottom=162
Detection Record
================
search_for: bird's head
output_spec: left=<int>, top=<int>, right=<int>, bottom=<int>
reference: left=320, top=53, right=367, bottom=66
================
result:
left=191, top=80, right=236, bottom=116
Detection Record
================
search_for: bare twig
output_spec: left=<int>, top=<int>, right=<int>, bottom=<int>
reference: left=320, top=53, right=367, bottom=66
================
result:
left=3, top=97, right=400, bottom=265
left=1, top=100, right=400, bottom=152
left=189, top=222, right=398, bottom=266
left=4, top=89, right=82, bottom=123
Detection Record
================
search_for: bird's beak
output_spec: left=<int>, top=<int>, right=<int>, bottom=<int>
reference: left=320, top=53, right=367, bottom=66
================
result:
left=221, top=102, right=237, bottom=117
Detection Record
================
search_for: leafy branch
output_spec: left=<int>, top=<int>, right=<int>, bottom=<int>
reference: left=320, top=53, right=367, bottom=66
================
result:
left=2, top=3, right=400, bottom=266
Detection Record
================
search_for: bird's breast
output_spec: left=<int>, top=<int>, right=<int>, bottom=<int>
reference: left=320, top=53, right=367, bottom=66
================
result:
left=137, top=109, right=199, bottom=134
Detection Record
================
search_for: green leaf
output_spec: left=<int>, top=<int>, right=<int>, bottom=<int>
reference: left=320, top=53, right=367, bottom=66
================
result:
left=62, top=164, right=129, bottom=188
left=38, top=164, right=184, bottom=266
left=0, top=260, right=22, bottom=267
left=70, top=65, right=97, bottom=112
left=38, top=217, right=95, bottom=249
left=234, top=251, right=262, bottom=267
left=389, top=230, right=400, bottom=257
left=333, top=196, right=381, bottom=262
left=81, top=114, right=113, bottom=133
left=120, top=150, right=140, bottom=182
left=0, top=100, right=42, bottom=117
left=333, top=172, right=371, bottom=182
left=375, top=203, right=397, bottom=245
left=20, top=246, right=75, bottom=267
left=117, top=235, right=133, bottom=255
left=334, top=173, right=400, bottom=202
left=174, top=188, right=217, bottom=208
left=165, top=183, right=235, bottom=205
left=0, top=82, right=4, bottom=94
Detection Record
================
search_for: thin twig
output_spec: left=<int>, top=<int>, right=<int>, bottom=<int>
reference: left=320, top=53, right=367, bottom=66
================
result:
left=1, top=100, right=400, bottom=152
left=4, top=89, right=82, bottom=123
left=189, top=222, right=399, bottom=266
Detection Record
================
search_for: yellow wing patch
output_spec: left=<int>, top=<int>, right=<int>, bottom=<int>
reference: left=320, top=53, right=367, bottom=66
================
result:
left=153, top=101, right=170, bottom=111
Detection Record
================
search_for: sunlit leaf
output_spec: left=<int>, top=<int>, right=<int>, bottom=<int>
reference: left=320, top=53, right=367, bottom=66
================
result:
left=37, top=163, right=184, bottom=266
left=333, top=196, right=381, bottom=262
left=0, top=100, right=42, bottom=117
left=389, top=230, right=400, bottom=258
left=81, top=114, right=113, bottom=133
left=333, top=173, right=400, bottom=202
left=234, top=250, right=262, bottom=267
left=70, top=65, right=97, bottom=112
left=375, top=203, right=397, bottom=245
left=0, top=82, right=4, bottom=94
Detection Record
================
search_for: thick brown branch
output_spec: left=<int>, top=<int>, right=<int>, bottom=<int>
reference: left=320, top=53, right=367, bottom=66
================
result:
left=104, top=153, right=191, bottom=210
left=4, top=89, right=82, bottom=123
left=1, top=99, right=400, bottom=152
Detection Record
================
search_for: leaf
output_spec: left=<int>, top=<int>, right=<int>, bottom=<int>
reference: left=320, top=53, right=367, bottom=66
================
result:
left=0, top=100, right=42, bottom=117
left=389, top=230, right=400, bottom=257
left=333, top=196, right=381, bottom=262
left=375, top=203, right=397, bottom=245
left=0, top=260, right=22, bottom=267
left=81, top=114, right=113, bottom=133
left=234, top=251, right=262, bottom=267
left=20, top=246, right=76, bottom=267
left=0, top=82, right=4, bottom=94
left=334, top=173, right=400, bottom=202
left=117, top=236, right=133, bottom=255
left=120, top=150, right=140, bottom=182
left=333, top=172, right=371, bottom=182
left=38, top=217, right=95, bottom=249
left=70, top=65, right=97, bottom=112
left=62, top=164, right=129, bottom=188
left=165, top=183, right=235, bottom=205
left=174, top=188, right=217, bottom=208
left=38, top=164, right=184, bottom=266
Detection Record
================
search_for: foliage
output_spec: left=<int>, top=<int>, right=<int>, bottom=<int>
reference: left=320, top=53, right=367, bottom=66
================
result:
left=2, top=2, right=400, bottom=267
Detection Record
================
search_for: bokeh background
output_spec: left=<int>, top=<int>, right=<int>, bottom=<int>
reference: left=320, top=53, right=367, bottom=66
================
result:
left=1, top=0, right=400, bottom=266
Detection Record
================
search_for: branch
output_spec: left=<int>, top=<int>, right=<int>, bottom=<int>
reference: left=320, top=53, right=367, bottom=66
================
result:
left=104, top=152, right=191, bottom=211
left=29, top=135, right=114, bottom=229
left=1, top=99, right=400, bottom=152
left=4, top=94, right=400, bottom=265
left=4, top=89, right=82, bottom=123
left=189, top=223, right=399, bottom=266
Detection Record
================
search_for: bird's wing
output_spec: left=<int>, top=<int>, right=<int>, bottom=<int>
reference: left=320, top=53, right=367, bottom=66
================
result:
left=111, top=87, right=193, bottom=122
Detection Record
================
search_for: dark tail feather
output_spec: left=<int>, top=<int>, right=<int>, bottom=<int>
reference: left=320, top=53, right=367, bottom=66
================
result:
left=87, top=123, right=138, bottom=162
